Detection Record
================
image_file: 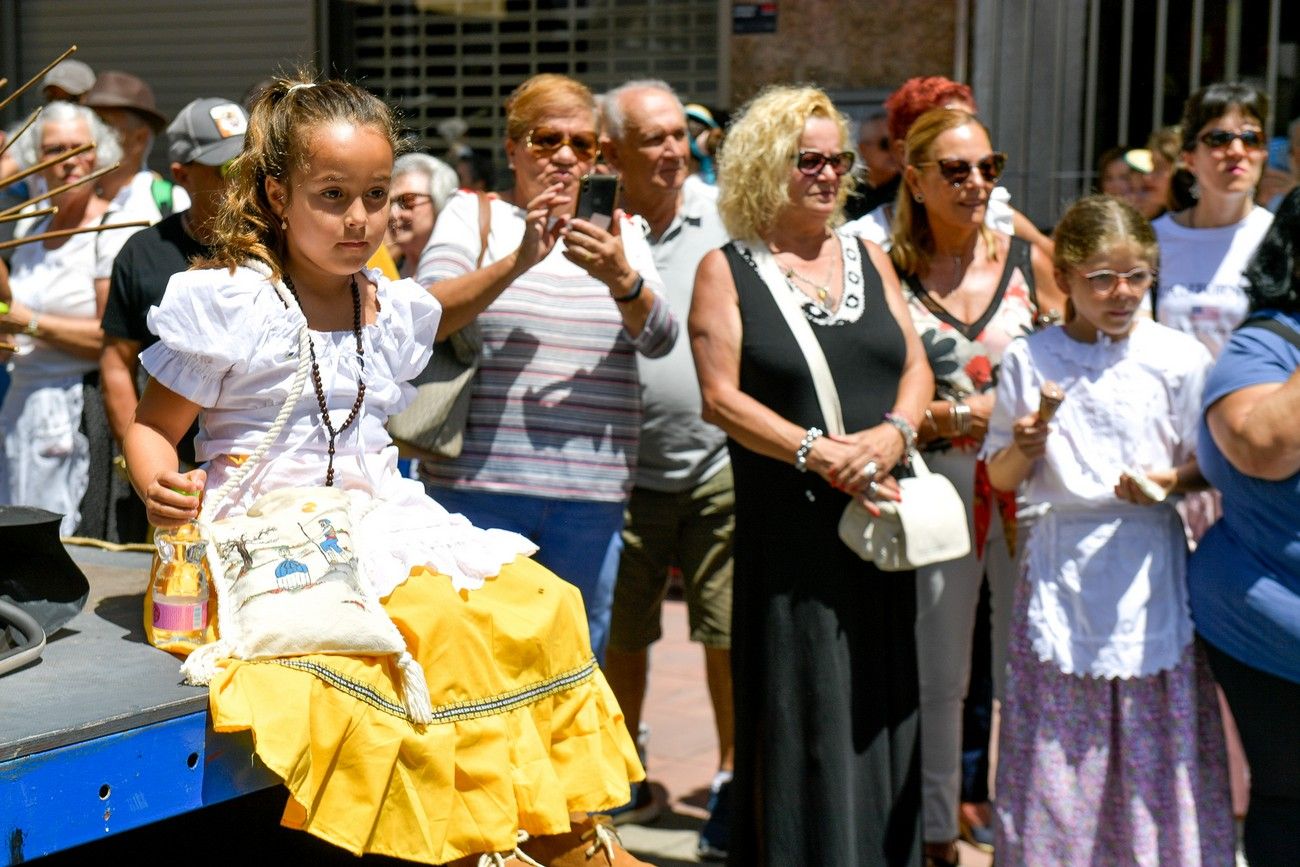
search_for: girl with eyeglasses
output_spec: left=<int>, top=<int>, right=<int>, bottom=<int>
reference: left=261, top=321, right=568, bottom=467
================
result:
left=890, top=107, right=1062, bottom=867
left=690, top=84, right=932, bottom=865
left=416, top=74, right=675, bottom=666
left=983, top=195, right=1234, bottom=865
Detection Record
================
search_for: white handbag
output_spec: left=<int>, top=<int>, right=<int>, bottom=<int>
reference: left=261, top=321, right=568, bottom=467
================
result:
left=738, top=240, right=971, bottom=571
left=836, top=450, right=971, bottom=569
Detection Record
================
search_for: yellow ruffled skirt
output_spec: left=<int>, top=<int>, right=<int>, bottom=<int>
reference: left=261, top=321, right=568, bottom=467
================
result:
left=207, top=556, right=643, bottom=863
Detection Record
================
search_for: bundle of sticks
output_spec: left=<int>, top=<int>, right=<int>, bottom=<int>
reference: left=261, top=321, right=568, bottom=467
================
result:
left=0, top=45, right=149, bottom=252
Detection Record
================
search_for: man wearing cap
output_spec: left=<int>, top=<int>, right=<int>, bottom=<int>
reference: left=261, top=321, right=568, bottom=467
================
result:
left=100, top=98, right=246, bottom=480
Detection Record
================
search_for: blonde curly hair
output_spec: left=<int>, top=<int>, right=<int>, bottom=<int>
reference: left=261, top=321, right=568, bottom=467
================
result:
left=716, top=85, right=855, bottom=240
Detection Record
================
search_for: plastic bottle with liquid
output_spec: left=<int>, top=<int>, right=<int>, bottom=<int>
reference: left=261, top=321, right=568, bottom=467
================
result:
left=151, top=490, right=210, bottom=645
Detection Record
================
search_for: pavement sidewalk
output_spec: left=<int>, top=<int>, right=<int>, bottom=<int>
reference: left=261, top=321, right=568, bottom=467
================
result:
left=618, top=598, right=992, bottom=867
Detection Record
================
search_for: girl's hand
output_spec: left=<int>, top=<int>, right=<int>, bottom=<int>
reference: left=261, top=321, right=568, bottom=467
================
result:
left=825, top=423, right=907, bottom=494
left=144, top=468, right=207, bottom=529
left=1114, top=468, right=1176, bottom=506
left=515, top=183, right=569, bottom=270
left=1010, top=411, right=1050, bottom=460
left=562, top=210, right=634, bottom=290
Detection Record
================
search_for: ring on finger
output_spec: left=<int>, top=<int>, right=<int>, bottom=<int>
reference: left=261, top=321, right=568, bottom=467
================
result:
left=867, top=480, right=880, bottom=499
left=861, top=460, right=878, bottom=479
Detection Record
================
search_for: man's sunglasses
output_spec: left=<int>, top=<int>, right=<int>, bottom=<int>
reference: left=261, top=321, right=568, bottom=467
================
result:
left=795, top=150, right=856, bottom=176
left=921, top=152, right=1008, bottom=186
left=1198, top=129, right=1266, bottom=151
left=525, top=127, right=599, bottom=161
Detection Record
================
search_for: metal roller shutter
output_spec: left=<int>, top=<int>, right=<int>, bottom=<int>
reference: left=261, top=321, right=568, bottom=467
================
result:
left=6, top=0, right=318, bottom=171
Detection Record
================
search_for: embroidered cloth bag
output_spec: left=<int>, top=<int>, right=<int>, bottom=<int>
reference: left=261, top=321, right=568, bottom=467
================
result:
left=179, top=274, right=432, bottom=724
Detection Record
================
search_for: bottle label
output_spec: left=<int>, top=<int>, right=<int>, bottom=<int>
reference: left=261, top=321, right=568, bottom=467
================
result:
left=153, top=599, right=207, bottom=632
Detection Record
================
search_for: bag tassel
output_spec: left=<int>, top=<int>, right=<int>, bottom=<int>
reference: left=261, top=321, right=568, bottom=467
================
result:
left=180, top=639, right=229, bottom=686
left=396, top=650, right=433, bottom=725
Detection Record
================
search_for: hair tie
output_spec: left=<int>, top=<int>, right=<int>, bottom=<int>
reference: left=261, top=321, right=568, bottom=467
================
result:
left=287, top=82, right=316, bottom=94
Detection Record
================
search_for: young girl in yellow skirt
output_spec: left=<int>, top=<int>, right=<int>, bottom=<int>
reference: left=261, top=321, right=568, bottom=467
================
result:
left=124, top=75, right=645, bottom=866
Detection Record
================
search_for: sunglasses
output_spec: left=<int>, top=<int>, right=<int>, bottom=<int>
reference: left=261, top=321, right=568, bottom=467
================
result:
left=795, top=150, right=856, bottom=176
left=1078, top=266, right=1157, bottom=294
left=921, top=152, right=1008, bottom=186
left=525, top=126, right=599, bottom=161
left=391, top=192, right=433, bottom=211
left=1198, top=129, right=1266, bottom=150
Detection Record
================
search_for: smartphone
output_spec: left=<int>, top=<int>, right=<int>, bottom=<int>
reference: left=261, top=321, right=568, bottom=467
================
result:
left=575, top=173, right=619, bottom=231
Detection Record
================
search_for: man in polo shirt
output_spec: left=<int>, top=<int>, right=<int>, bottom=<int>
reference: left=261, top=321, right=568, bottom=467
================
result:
left=600, top=80, right=734, bottom=860
left=100, top=98, right=246, bottom=489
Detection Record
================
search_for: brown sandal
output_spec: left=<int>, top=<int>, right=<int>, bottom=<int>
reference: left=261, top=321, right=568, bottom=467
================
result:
left=517, top=814, right=650, bottom=866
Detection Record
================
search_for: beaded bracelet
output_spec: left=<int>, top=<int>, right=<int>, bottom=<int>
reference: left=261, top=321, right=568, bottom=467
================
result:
left=883, top=411, right=917, bottom=452
left=794, top=426, right=824, bottom=473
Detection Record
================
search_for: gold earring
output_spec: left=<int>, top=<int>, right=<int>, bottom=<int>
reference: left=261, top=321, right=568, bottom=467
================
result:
left=914, top=193, right=924, bottom=203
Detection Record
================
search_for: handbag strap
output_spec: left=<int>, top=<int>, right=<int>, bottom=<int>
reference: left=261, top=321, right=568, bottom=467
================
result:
left=200, top=267, right=313, bottom=522
left=736, top=239, right=846, bottom=436
left=475, top=192, right=491, bottom=268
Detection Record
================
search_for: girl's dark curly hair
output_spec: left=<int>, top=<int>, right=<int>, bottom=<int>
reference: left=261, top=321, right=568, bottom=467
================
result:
left=1243, top=188, right=1300, bottom=314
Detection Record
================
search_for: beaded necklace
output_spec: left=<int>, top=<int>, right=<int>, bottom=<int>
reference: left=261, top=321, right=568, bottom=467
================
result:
left=282, top=272, right=366, bottom=487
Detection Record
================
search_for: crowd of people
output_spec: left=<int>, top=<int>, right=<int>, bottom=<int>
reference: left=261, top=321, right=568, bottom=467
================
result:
left=0, top=53, right=1297, bottom=867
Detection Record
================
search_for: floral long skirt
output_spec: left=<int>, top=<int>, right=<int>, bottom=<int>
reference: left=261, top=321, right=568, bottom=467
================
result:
left=994, top=576, right=1235, bottom=866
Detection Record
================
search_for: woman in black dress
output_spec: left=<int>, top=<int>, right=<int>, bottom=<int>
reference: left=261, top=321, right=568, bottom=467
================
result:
left=690, top=85, right=932, bottom=866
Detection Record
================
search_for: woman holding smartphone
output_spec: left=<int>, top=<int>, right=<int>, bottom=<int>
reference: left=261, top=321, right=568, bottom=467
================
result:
left=415, top=73, right=675, bottom=661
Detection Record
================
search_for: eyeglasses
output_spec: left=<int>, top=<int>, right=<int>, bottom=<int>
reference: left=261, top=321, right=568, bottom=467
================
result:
left=391, top=192, right=433, bottom=211
left=1198, top=129, right=1266, bottom=151
left=921, top=152, right=1008, bottom=186
left=39, top=142, right=92, bottom=159
left=525, top=127, right=599, bottom=161
left=1078, top=266, right=1157, bottom=294
left=795, top=150, right=856, bottom=176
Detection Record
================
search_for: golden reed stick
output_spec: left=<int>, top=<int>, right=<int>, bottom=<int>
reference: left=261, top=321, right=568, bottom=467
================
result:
left=0, top=46, right=78, bottom=115
left=0, top=206, right=56, bottom=224
left=0, top=220, right=150, bottom=252
left=0, top=143, right=92, bottom=190
left=0, top=162, right=117, bottom=217
left=0, top=106, right=44, bottom=159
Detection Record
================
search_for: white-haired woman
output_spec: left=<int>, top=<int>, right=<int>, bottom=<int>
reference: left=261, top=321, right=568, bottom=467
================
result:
left=0, top=102, right=120, bottom=533
left=390, top=152, right=458, bottom=277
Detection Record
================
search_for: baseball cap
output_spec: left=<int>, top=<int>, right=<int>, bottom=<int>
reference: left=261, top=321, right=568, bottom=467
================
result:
left=83, top=70, right=169, bottom=132
left=43, top=59, right=96, bottom=98
left=167, top=98, right=248, bottom=166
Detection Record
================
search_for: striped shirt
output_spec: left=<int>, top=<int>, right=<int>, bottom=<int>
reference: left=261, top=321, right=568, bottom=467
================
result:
left=416, top=191, right=676, bottom=502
